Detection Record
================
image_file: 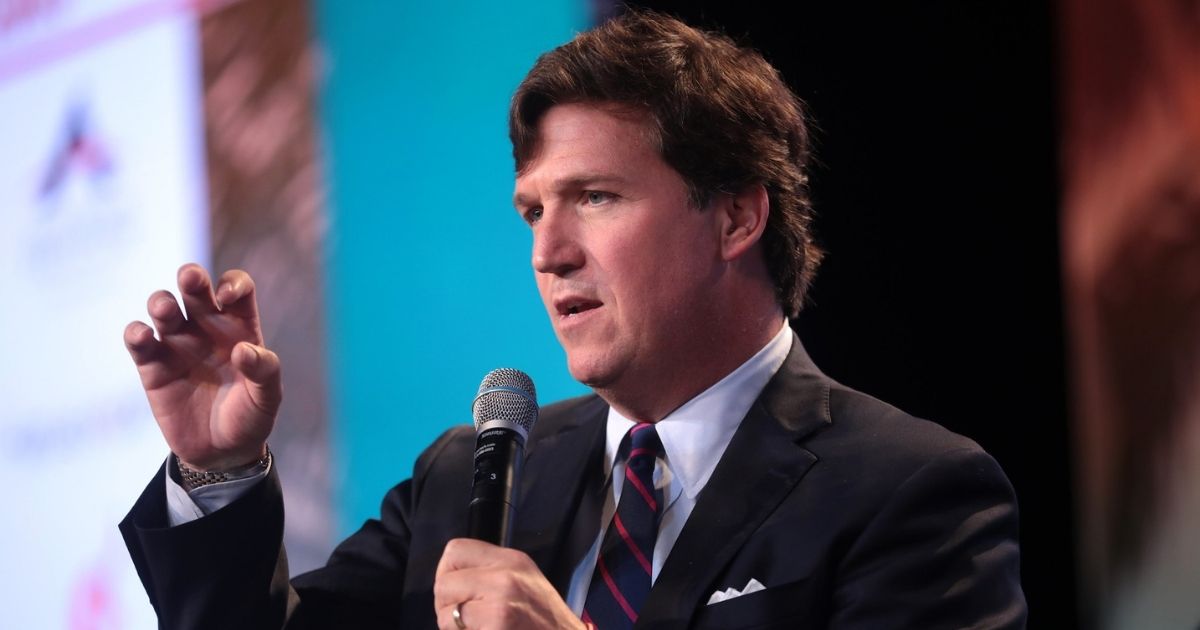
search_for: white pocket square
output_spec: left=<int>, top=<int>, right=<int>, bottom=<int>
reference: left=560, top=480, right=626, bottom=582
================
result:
left=705, top=578, right=766, bottom=605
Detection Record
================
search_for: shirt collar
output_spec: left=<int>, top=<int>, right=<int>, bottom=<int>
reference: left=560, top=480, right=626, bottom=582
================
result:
left=604, top=320, right=794, bottom=499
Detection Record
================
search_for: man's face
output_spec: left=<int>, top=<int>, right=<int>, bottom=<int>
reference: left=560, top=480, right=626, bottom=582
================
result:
left=513, top=103, right=725, bottom=400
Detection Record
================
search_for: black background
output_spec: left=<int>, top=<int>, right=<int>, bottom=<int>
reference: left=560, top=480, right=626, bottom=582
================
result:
left=631, top=1, right=1076, bottom=627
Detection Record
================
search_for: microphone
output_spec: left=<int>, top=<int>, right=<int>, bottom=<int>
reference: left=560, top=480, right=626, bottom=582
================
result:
left=467, top=368, right=539, bottom=546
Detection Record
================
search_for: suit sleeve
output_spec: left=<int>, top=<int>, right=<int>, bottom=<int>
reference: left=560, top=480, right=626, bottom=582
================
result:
left=119, top=427, right=468, bottom=630
left=829, top=447, right=1027, bottom=629
left=119, top=461, right=296, bottom=630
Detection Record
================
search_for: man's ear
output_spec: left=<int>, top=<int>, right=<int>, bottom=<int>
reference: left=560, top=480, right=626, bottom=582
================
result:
left=717, top=183, right=770, bottom=262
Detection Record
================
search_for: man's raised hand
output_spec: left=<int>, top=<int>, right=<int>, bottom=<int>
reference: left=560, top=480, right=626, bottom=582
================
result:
left=123, top=263, right=281, bottom=472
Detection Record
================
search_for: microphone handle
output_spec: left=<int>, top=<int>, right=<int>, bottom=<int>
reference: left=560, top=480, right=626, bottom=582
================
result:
left=467, top=426, right=525, bottom=546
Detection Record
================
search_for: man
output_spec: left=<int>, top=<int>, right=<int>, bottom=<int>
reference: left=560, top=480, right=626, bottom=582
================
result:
left=121, top=11, right=1025, bottom=629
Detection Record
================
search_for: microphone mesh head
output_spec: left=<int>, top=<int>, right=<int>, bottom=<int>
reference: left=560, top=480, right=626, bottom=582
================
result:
left=472, top=368, right=538, bottom=435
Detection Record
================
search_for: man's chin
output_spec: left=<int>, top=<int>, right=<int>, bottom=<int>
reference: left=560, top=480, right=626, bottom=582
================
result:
left=565, top=354, right=620, bottom=390
left=571, top=370, right=617, bottom=390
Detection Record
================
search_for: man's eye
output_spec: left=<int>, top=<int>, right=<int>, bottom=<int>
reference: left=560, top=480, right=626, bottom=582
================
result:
left=524, top=207, right=544, bottom=224
left=584, top=191, right=612, bottom=205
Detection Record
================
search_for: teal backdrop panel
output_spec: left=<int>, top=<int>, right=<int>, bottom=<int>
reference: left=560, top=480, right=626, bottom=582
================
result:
left=313, top=1, right=590, bottom=535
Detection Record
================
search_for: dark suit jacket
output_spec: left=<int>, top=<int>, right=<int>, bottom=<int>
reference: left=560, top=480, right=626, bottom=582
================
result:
left=120, top=336, right=1026, bottom=629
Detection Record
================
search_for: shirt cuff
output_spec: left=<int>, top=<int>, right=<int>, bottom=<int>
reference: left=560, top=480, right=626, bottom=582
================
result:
left=163, top=454, right=272, bottom=527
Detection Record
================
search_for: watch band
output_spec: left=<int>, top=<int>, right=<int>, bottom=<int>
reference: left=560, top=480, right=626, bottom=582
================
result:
left=176, top=448, right=272, bottom=492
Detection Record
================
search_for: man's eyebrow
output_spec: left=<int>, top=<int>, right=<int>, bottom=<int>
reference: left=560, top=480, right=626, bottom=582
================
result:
left=513, top=191, right=535, bottom=209
left=513, top=174, right=630, bottom=208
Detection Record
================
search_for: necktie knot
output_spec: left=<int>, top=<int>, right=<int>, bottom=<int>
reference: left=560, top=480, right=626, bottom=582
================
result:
left=626, top=423, right=662, bottom=473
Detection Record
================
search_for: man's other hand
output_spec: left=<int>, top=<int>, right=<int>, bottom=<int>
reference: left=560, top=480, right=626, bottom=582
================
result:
left=434, top=538, right=586, bottom=630
left=123, top=263, right=280, bottom=471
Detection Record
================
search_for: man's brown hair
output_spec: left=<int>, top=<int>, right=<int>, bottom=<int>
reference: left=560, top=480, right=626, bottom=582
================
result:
left=509, top=10, right=823, bottom=316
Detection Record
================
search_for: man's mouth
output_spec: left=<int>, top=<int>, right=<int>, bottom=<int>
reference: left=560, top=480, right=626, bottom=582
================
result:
left=556, top=298, right=603, bottom=317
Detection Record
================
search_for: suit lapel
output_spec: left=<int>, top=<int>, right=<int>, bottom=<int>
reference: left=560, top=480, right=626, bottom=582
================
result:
left=638, top=334, right=832, bottom=628
left=511, top=395, right=608, bottom=596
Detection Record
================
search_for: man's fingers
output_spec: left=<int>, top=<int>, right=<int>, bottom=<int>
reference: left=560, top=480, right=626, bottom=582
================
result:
left=177, top=263, right=220, bottom=319
left=233, top=342, right=279, bottom=383
left=438, top=538, right=514, bottom=573
left=215, top=269, right=259, bottom=320
left=434, top=566, right=501, bottom=608
left=437, top=598, right=474, bottom=630
left=178, top=264, right=264, bottom=345
left=233, top=342, right=283, bottom=412
left=434, top=540, right=500, bottom=609
left=434, top=539, right=536, bottom=604
left=124, top=320, right=160, bottom=365
left=434, top=540, right=578, bottom=630
left=147, top=290, right=185, bottom=337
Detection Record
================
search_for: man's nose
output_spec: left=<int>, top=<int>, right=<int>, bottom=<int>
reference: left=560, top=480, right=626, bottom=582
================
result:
left=531, top=208, right=584, bottom=276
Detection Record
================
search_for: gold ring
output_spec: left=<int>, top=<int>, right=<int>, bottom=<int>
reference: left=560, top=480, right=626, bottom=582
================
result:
left=452, top=602, right=467, bottom=629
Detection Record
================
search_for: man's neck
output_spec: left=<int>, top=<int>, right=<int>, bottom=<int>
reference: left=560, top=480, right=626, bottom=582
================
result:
left=597, top=314, right=788, bottom=423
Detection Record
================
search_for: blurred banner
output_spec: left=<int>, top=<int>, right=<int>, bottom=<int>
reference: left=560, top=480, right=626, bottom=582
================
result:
left=0, top=0, right=208, bottom=627
left=1061, top=0, right=1200, bottom=627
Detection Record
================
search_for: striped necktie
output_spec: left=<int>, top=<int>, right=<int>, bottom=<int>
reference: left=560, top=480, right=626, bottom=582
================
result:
left=583, top=423, right=663, bottom=629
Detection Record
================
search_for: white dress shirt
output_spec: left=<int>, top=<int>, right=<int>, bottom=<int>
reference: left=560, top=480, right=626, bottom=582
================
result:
left=564, top=320, right=793, bottom=614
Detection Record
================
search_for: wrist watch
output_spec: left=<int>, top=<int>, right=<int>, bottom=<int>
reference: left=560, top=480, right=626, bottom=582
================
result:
left=176, top=448, right=272, bottom=492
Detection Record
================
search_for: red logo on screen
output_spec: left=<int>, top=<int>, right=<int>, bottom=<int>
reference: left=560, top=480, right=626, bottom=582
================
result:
left=38, top=100, right=114, bottom=208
